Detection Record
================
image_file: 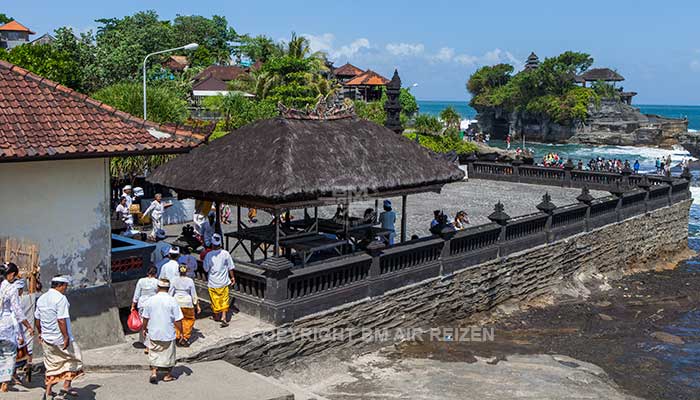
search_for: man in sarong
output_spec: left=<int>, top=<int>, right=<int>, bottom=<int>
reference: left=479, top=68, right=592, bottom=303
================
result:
left=203, top=234, right=236, bottom=328
left=142, top=279, right=183, bottom=384
left=35, top=276, right=83, bottom=398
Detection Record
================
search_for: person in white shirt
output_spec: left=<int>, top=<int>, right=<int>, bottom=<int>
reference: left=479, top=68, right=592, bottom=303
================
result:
left=34, top=276, right=83, bottom=398
left=131, top=267, right=159, bottom=350
left=143, top=193, right=173, bottom=241
left=158, top=248, right=181, bottom=282
left=115, top=196, right=134, bottom=232
left=169, top=265, right=200, bottom=347
left=0, top=263, right=33, bottom=392
left=151, top=229, right=171, bottom=267
left=177, top=247, right=198, bottom=279
left=142, top=279, right=183, bottom=384
left=121, top=185, right=134, bottom=209
left=203, top=234, right=236, bottom=328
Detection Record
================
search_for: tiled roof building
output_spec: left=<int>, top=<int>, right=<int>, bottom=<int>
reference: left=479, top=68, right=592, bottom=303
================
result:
left=0, top=60, right=207, bottom=162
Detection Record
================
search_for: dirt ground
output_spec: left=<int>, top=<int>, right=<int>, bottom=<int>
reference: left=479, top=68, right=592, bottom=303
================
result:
left=398, top=259, right=700, bottom=400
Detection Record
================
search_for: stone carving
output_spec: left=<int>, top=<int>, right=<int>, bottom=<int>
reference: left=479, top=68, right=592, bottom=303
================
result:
left=278, top=94, right=355, bottom=120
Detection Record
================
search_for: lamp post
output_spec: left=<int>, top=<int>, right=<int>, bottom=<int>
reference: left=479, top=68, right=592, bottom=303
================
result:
left=142, top=43, right=199, bottom=120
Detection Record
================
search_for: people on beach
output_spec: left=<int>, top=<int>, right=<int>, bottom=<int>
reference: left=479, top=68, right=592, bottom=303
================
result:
left=142, top=193, right=173, bottom=241
left=656, top=158, right=661, bottom=174
left=132, top=267, right=159, bottom=352
left=169, top=265, right=200, bottom=347
left=158, top=247, right=181, bottom=282
left=35, top=275, right=84, bottom=399
left=634, top=160, right=640, bottom=174
left=203, top=234, right=236, bottom=328
left=0, top=263, right=34, bottom=393
left=142, top=279, right=183, bottom=384
left=378, top=200, right=396, bottom=246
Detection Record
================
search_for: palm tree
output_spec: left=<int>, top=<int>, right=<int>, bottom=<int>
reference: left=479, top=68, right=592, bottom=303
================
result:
left=229, top=69, right=280, bottom=99
left=286, top=32, right=311, bottom=59
left=439, top=106, right=461, bottom=130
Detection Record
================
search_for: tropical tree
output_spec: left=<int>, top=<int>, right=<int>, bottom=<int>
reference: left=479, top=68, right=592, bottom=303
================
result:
left=171, top=14, right=237, bottom=66
left=439, top=106, right=461, bottom=130
left=236, top=34, right=282, bottom=62
left=0, top=43, right=81, bottom=89
left=92, top=81, right=190, bottom=179
left=203, top=93, right=278, bottom=138
left=0, top=14, right=13, bottom=24
left=414, top=114, right=443, bottom=136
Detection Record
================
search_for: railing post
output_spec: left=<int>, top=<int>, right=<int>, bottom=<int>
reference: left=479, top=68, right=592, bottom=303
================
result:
left=609, top=181, right=625, bottom=222
left=466, top=153, right=478, bottom=178
left=366, top=240, right=385, bottom=296
left=512, top=157, right=523, bottom=183
left=536, top=192, right=556, bottom=242
left=260, top=257, right=293, bottom=319
left=576, top=186, right=595, bottom=231
left=636, top=175, right=651, bottom=213
left=564, top=159, right=574, bottom=188
left=488, top=201, right=510, bottom=257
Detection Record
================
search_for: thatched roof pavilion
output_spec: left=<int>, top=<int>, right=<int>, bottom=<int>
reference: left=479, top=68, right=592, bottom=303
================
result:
left=577, top=68, right=625, bottom=86
left=148, top=116, right=464, bottom=209
left=149, top=109, right=464, bottom=258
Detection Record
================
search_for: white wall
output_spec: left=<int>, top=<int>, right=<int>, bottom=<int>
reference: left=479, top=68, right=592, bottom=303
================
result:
left=0, top=158, right=111, bottom=288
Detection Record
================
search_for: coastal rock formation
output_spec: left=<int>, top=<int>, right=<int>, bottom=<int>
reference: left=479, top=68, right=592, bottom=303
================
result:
left=478, top=100, right=688, bottom=148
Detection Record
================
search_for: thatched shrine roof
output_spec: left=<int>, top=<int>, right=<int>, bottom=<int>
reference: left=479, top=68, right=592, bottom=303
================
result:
left=148, top=115, right=465, bottom=209
left=578, top=68, right=624, bottom=82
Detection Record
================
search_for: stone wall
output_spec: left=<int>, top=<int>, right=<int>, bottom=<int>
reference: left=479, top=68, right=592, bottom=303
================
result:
left=184, top=199, right=691, bottom=371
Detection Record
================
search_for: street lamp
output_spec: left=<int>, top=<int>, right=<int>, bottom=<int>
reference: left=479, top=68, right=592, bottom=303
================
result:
left=142, top=43, right=199, bottom=120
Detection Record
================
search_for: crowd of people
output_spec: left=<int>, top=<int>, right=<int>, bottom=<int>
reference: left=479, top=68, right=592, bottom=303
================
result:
left=0, top=264, right=84, bottom=398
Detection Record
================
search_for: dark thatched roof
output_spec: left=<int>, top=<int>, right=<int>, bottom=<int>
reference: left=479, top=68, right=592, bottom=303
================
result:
left=148, top=117, right=465, bottom=208
left=578, top=68, right=624, bottom=82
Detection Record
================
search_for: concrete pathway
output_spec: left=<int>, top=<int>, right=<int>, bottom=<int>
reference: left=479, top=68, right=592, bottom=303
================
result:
left=4, top=361, right=293, bottom=400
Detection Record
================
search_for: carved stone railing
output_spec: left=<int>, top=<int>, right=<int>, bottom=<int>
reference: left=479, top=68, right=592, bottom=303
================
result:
left=467, top=159, right=692, bottom=192
left=233, top=177, right=691, bottom=325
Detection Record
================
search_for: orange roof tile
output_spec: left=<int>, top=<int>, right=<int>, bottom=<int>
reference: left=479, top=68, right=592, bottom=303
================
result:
left=343, top=70, right=390, bottom=86
left=0, top=20, right=35, bottom=34
left=0, top=60, right=210, bottom=162
left=333, top=63, right=364, bottom=77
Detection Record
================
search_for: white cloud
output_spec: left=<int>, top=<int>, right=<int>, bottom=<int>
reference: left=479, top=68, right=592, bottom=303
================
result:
left=454, top=48, right=520, bottom=67
left=690, top=60, right=700, bottom=72
left=304, top=33, right=370, bottom=61
left=433, top=47, right=455, bottom=63
left=386, top=42, right=425, bottom=56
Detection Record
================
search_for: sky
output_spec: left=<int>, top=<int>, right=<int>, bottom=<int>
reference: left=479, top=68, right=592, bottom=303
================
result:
left=4, top=0, right=700, bottom=104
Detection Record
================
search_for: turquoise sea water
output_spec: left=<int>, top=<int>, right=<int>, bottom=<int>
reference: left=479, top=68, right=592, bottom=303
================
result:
left=416, top=101, right=700, bottom=131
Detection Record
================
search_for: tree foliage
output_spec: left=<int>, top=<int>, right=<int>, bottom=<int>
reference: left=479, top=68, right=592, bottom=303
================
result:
left=405, top=133, right=477, bottom=155
left=0, top=43, right=81, bottom=89
left=92, top=81, right=189, bottom=123
left=203, top=92, right=277, bottom=134
left=439, top=106, right=461, bottom=129
left=466, top=51, right=599, bottom=124
left=413, top=114, right=443, bottom=136
left=0, top=14, right=13, bottom=24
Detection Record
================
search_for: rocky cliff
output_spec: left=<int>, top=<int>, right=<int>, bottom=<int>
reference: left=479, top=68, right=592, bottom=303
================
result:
left=477, top=99, right=688, bottom=148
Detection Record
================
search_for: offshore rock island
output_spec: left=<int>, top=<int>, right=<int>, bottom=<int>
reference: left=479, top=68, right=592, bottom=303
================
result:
left=470, top=52, right=689, bottom=148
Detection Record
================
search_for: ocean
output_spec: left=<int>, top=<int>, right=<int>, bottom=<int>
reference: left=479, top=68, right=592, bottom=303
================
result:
left=416, top=101, right=700, bottom=131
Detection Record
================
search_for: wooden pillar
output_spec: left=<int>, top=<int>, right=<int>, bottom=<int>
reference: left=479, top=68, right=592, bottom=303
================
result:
left=374, top=199, right=378, bottom=222
left=214, top=200, right=222, bottom=234
left=237, top=205, right=242, bottom=230
left=273, top=209, right=280, bottom=257
left=401, top=195, right=407, bottom=243
left=314, top=207, right=319, bottom=233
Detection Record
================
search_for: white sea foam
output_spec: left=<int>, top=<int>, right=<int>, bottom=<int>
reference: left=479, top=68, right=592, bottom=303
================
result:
left=568, top=145, right=692, bottom=163
left=691, top=187, right=700, bottom=205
